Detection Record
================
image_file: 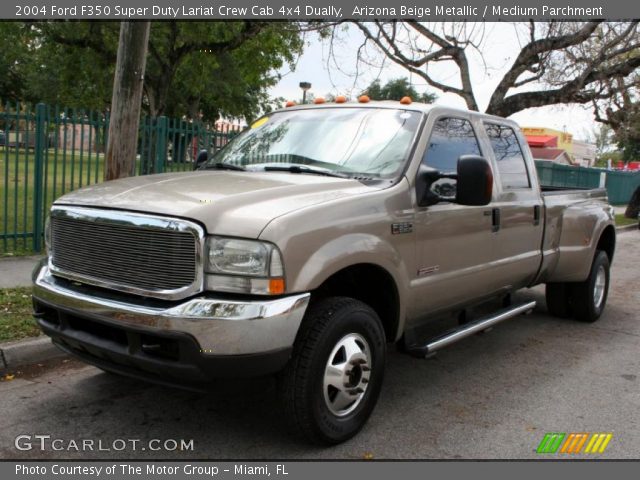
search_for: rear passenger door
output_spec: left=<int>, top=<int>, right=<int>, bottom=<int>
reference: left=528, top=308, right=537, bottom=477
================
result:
left=480, top=122, right=544, bottom=289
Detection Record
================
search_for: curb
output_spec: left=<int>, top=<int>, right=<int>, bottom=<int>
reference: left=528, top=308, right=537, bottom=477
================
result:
left=616, top=223, right=639, bottom=232
left=0, top=336, right=66, bottom=371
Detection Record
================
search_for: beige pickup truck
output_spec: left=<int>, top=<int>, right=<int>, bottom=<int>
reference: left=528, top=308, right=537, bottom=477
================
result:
left=33, top=102, right=615, bottom=444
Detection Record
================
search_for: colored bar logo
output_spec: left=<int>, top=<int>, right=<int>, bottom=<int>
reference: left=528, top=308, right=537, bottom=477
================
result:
left=537, top=432, right=613, bottom=454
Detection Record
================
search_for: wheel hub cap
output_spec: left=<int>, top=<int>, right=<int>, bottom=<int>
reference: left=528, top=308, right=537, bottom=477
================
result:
left=593, top=265, right=606, bottom=309
left=323, top=333, right=371, bottom=417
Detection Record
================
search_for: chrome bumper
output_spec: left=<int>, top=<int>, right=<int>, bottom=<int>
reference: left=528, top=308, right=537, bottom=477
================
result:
left=33, top=264, right=310, bottom=355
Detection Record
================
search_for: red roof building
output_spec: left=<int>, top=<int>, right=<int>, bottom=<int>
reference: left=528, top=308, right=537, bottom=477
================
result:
left=525, top=135, right=558, bottom=148
left=529, top=147, right=573, bottom=165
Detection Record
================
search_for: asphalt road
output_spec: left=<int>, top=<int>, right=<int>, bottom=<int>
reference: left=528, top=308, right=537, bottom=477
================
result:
left=1, top=230, right=638, bottom=460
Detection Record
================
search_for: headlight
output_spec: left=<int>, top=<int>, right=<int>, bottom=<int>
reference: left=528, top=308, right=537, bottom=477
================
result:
left=205, top=236, right=285, bottom=295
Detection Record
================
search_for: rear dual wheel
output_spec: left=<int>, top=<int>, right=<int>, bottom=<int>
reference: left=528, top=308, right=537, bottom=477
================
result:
left=545, top=250, right=610, bottom=323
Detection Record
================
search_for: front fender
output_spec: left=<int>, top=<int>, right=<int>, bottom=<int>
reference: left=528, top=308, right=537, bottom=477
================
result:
left=287, top=233, right=410, bottom=339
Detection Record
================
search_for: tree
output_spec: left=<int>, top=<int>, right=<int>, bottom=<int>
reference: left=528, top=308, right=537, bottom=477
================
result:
left=592, top=124, right=614, bottom=159
left=157, top=22, right=301, bottom=121
left=105, top=22, right=150, bottom=181
left=362, top=77, right=436, bottom=102
left=4, top=21, right=303, bottom=121
left=592, top=78, right=640, bottom=162
left=140, top=22, right=301, bottom=119
left=0, top=23, right=34, bottom=102
left=322, top=21, right=640, bottom=118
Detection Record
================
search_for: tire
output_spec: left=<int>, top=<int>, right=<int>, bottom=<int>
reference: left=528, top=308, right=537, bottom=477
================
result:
left=545, top=282, right=573, bottom=318
left=570, top=250, right=610, bottom=323
left=279, top=297, right=386, bottom=445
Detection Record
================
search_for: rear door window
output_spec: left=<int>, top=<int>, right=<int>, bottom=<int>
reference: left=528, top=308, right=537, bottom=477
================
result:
left=484, top=123, right=530, bottom=189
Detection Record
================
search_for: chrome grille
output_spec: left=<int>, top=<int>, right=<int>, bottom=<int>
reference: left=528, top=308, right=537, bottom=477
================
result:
left=49, top=207, right=203, bottom=299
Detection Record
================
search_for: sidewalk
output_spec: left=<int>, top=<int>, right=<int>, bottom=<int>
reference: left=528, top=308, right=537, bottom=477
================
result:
left=0, top=256, right=43, bottom=288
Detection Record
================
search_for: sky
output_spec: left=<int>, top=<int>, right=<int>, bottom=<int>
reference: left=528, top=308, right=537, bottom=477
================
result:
left=269, top=23, right=598, bottom=141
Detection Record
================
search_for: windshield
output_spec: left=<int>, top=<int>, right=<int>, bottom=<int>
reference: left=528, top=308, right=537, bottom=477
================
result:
left=205, top=107, right=423, bottom=178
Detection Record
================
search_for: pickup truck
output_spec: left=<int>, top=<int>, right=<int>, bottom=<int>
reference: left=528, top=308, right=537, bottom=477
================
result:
left=32, top=101, right=616, bottom=445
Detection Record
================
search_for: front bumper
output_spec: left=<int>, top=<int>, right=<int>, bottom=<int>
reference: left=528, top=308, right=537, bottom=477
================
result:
left=32, top=263, right=310, bottom=386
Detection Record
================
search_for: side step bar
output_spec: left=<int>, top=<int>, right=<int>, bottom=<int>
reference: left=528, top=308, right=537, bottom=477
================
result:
left=407, top=300, right=537, bottom=358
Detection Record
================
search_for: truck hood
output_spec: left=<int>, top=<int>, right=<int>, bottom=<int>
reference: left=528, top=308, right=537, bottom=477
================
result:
left=54, top=171, right=376, bottom=238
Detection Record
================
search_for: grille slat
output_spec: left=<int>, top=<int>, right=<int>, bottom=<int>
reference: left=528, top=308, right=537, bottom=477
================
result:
left=51, top=212, right=199, bottom=295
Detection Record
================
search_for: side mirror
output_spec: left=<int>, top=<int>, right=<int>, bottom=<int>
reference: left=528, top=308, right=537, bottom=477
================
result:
left=416, top=165, right=453, bottom=207
left=417, top=155, right=493, bottom=207
left=456, top=155, right=493, bottom=206
left=194, top=149, right=209, bottom=170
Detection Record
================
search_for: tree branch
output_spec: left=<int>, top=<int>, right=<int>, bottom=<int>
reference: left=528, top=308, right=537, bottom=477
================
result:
left=487, top=21, right=602, bottom=112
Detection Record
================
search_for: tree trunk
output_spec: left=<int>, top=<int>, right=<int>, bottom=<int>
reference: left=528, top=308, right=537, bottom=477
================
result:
left=104, top=21, right=151, bottom=180
left=625, top=186, right=640, bottom=219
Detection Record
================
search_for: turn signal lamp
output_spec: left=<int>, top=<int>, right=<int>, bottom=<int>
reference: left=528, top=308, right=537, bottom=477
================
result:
left=269, top=278, right=286, bottom=295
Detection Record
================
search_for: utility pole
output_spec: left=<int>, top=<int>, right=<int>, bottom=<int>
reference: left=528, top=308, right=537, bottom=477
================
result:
left=104, top=21, right=150, bottom=180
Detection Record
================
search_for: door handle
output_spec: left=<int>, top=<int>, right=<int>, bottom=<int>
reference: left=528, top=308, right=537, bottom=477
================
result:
left=533, top=205, right=541, bottom=226
left=491, top=208, right=501, bottom=232
left=483, top=208, right=501, bottom=232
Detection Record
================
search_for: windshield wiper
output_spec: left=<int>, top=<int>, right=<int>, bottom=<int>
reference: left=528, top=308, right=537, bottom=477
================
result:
left=202, top=162, right=246, bottom=171
left=263, top=165, right=348, bottom=178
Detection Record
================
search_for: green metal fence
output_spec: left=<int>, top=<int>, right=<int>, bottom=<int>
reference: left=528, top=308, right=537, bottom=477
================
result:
left=535, top=161, right=603, bottom=189
left=604, top=169, right=640, bottom=205
left=535, top=161, right=640, bottom=205
left=1, top=102, right=240, bottom=254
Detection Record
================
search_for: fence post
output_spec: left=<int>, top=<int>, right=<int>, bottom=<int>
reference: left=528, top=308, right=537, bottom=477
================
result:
left=33, top=103, right=47, bottom=252
left=155, top=116, right=168, bottom=173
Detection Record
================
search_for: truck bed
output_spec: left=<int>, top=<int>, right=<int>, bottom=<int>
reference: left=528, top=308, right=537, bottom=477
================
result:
left=540, top=185, right=607, bottom=197
left=537, top=187, right=611, bottom=284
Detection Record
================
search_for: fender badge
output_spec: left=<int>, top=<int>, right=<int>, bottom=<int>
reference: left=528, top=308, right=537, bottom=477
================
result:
left=391, top=222, right=413, bottom=234
left=418, top=266, right=439, bottom=277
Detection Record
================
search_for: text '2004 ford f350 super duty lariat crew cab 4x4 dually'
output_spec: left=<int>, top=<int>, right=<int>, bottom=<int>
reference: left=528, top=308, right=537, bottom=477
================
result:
left=32, top=101, right=616, bottom=444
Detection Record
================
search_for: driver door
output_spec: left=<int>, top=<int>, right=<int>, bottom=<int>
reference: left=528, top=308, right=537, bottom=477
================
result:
left=412, top=115, right=500, bottom=317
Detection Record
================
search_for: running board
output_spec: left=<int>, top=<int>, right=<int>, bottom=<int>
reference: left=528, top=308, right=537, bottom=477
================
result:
left=407, top=301, right=536, bottom=358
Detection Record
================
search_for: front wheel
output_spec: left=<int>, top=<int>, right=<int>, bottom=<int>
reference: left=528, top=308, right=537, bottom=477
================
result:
left=279, top=297, right=386, bottom=445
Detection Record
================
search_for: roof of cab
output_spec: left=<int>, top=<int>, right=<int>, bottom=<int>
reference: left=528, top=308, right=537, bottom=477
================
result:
left=272, top=100, right=518, bottom=127
left=275, top=100, right=435, bottom=114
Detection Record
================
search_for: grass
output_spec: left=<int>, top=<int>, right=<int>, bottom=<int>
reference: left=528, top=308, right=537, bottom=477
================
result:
left=0, top=287, right=40, bottom=342
left=0, top=146, right=193, bottom=255
left=1, top=146, right=106, bottom=254
left=615, top=213, right=638, bottom=227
